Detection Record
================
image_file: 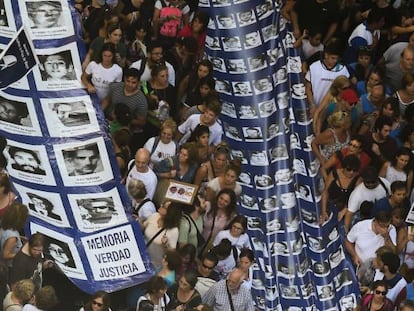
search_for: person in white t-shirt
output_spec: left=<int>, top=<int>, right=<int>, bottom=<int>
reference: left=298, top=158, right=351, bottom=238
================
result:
left=344, top=166, right=390, bottom=232
left=82, top=43, right=123, bottom=100
left=177, top=98, right=223, bottom=146
left=143, top=119, right=178, bottom=168
left=346, top=210, right=396, bottom=266
left=125, top=148, right=158, bottom=199
left=213, top=215, right=251, bottom=250
left=305, top=42, right=350, bottom=113
left=130, top=42, right=175, bottom=86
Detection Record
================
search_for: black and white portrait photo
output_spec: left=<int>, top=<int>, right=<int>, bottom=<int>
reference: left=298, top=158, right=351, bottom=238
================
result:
left=294, top=108, right=312, bottom=125
left=256, top=0, right=273, bottom=20
left=253, top=77, right=272, bottom=95
left=329, top=247, right=345, bottom=268
left=243, top=126, right=263, bottom=141
left=301, top=282, right=315, bottom=299
left=231, top=149, right=248, bottom=164
left=293, top=158, right=307, bottom=176
left=30, top=223, right=86, bottom=279
left=290, top=132, right=301, bottom=149
left=69, top=188, right=127, bottom=232
left=237, top=10, right=256, bottom=26
left=222, top=36, right=242, bottom=51
left=267, top=218, right=283, bottom=234
left=291, top=82, right=306, bottom=99
left=7, top=145, right=45, bottom=175
left=295, top=183, right=313, bottom=202
left=26, top=1, right=63, bottom=29
left=39, top=50, right=75, bottom=82
left=277, top=91, right=289, bottom=110
left=266, top=122, right=282, bottom=140
left=243, top=31, right=261, bottom=49
left=42, top=96, right=99, bottom=137
left=224, top=123, right=242, bottom=141
left=339, top=294, right=357, bottom=311
left=62, top=143, right=102, bottom=176
left=221, top=101, right=237, bottom=118
left=28, top=192, right=61, bottom=221
left=45, top=236, right=76, bottom=269
left=259, top=196, right=278, bottom=212
left=307, top=235, right=324, bottom=253
left=238, top=171, right=252, bottom=187
left=271, top=241, right=288, bottom=256
left=259, top=99, right=277, bottom=117
left=250, top=150, right=269, bottom=166
left=216, top=14, right=236, bottom=29
left=232, top=81, right=252, bottom=96
left=334, top=269, right=353, bottom=290
left=312, top=261, right=330, bottom=276
left=0, top=93, right=40, bottom=136
left=280, top=284, right=300, bottom=299
left=287, top=56, right=302, bottom=74
left=254, top=174, right=273, bottom=189
left=0, top=96, right=30, bottom=126
left=55, top=138, right=113, bottom=186
left=274, top=67, right=287, bottom=85
left=77, top=197, right=118, bottom=226
left=34, top=43, right=82, bottom=91
left=215, top=79, right=231, bottom=94
left=210, top=57, right=226, bottom=72
left=279, top=192, right=296, bottom=209
left=270, top=144, right=288, bottom=162
left=317, top=284, right=334, bottom=301
left=261, top=24, right=278, bottom=42
left=248, top=54, right=267, bottom=72
left=240, top=194, right=258, bottom=209
left=0, top=0, right=8, bottom=27
left=275, top=168, right=292, bottom=185
left=227, top=58, right=247, bottom=74
left=301, top=208, right=318, bottom=227
left=238, top=104, right=258, bottom=119
left=205, top=36, right=221, bottom=50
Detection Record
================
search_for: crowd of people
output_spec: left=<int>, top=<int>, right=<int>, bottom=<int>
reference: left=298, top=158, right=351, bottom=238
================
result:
left=2, top=0, right=414, bottom=310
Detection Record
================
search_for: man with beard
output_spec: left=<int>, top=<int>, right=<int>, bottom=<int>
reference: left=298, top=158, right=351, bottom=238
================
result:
left=8, top=147, right=46, bottom=175
left=130, top=40, right=175, bottom=85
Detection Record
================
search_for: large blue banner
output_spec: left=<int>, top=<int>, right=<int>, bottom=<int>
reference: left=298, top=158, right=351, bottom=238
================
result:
left=0, top=0, right=152, bottom=293
left=202, top=0, right=360, bottom=309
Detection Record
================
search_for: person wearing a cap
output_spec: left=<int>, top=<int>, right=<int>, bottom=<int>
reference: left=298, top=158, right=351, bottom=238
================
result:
left=322, top=87, right=363, bottom=134
left=304, top=41, right=350, bottom=115
left=344, top=166, right=391, bottom=232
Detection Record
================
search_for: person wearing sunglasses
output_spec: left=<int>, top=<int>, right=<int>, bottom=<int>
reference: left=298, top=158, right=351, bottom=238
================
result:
left=360, top=280, right=394, bottom=311
left=320, top=154, right=361, bottom=224
left=80, top=291, right=111, bottom=311
left=193, top=252, right=219, bottom=297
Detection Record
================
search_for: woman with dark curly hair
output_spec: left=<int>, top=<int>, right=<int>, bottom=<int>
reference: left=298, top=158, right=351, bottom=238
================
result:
left=202, top=189, right=237, bottom=246
left=79, top=291, right=111, bottom=311
left=143, top=201, right=182, bottom=268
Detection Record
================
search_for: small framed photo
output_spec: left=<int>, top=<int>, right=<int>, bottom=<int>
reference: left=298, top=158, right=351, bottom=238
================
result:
left=165, top=180, right=199, bottom=205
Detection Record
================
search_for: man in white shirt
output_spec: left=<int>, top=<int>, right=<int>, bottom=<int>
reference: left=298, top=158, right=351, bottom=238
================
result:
left=130, top=41, right=175, bottom=86
left=344, top=166, right=390, bottom=232
left=125, top=148, right=157, bottom=200
left=346, top=210, right=396, bottom=266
